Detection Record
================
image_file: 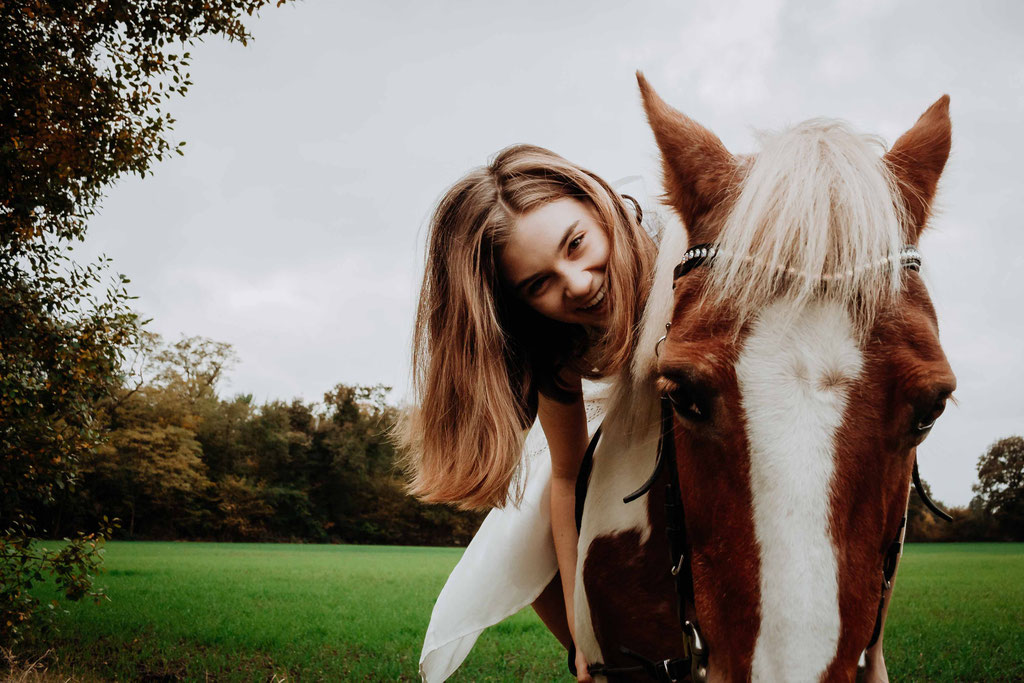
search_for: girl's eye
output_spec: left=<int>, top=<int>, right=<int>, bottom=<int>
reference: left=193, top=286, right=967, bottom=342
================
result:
left=568, top=234, right=584, bottom=252
left=527, top=277, right=547, bottom=297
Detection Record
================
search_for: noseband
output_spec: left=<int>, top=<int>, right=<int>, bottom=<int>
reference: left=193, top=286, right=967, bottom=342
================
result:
left=584, top=243, right=948, bottom=682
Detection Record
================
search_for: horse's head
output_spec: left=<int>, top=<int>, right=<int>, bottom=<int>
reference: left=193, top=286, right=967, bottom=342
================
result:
left=638, top=74, right=955, bottom=681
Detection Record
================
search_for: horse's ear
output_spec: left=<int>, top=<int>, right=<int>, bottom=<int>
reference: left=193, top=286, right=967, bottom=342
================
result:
left=883, top=95, right=952, bottom=241
left=637, top=72, right=737, bottom=240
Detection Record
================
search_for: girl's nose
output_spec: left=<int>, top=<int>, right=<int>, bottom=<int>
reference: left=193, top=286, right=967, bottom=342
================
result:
left=565, top=268, right=592, bottom=300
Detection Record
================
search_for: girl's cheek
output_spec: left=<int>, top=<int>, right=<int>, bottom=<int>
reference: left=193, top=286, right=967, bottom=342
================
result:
left=540, top=298, right=560, bottom=319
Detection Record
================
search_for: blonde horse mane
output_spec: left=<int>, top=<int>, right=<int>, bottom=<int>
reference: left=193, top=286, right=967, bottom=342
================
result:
left=707, top=119, right=908, bottom=335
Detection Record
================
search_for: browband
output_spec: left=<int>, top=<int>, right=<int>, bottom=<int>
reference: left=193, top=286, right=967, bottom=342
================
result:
left=673, top=243, right=922, bottom=282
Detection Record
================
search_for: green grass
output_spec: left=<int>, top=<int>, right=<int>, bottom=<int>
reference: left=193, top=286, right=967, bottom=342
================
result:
left=29, top=542, right=564, bottom=681
left=26, top=542, right=1024, bottom=681
left=884, top=544, right=1024, bottom=681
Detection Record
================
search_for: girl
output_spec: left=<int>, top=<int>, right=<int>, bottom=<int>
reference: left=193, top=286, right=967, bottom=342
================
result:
left=398, top=144, right=657, bottom=682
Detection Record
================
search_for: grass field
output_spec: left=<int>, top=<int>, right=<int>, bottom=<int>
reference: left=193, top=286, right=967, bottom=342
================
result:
left=23, top=542, right=1024, bottom=681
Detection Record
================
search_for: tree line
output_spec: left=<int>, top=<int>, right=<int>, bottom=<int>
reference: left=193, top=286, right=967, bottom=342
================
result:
left=26, top=333, right=484, bottom=547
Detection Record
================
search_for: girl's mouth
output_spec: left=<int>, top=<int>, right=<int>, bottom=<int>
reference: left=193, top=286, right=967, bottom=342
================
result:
left=578, top=282, right=607, bottom=313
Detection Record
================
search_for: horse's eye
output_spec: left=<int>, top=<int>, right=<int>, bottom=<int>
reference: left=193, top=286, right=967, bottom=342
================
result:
left=912, top=388, right=953, bottom=437
left=659, top=375, right=713, bottom=423
left=914, top=400, right=946, bottom=433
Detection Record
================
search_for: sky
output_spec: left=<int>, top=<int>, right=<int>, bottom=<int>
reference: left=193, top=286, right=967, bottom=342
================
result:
left=81, top=0, right=1024, bottom=506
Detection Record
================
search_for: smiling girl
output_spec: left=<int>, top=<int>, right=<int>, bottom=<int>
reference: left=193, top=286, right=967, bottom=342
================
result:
left=398, top=144, right=657, bottom=681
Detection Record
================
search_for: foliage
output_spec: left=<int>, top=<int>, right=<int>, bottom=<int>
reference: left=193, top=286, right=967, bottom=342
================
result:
left=88, top=424, right=210, bottom=537
left=972, top=435, right=1024, bottom=541
left=153, top=336, right=238, bottom=407
left=0, top=519, right=116, bottom=650
left=2, top=0, right=288, bottom=244
left=0, top=163, right=137, bottom=650
left=57, top=333, right=483, bottom=546
left=213, top=475, right=274, bottom=540
left=1, top=0, right=289, bottom=650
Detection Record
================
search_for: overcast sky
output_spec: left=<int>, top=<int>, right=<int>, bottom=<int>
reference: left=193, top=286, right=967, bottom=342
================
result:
left=81, top=0, right=1023, bottom=506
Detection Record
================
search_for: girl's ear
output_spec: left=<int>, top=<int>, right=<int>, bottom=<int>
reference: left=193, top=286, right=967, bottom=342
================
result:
left=637, top=72, right=738, bottom=242
left=883, top=95, right=952, bottom=242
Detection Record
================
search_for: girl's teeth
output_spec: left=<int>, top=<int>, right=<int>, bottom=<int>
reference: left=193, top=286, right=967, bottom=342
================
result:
left=581, top=285, right=606, bottom=310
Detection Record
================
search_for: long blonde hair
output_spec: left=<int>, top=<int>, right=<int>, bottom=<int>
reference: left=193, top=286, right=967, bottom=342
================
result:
left=397, top=144, right=656, bottom=510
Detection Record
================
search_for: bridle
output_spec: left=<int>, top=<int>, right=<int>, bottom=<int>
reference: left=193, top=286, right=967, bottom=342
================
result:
left=582, top=243, right=949, bottom=682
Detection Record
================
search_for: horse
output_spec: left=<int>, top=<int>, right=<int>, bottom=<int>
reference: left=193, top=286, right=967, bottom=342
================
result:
left=573, top=74, right=955, bottom=682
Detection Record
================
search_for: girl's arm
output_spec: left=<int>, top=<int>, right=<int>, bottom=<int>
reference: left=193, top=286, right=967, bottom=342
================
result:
left=538, top=376, right=593, bottom=682
left=862, top=513, right=905, bottom=683
left=862, top=572, right=893, bottom=683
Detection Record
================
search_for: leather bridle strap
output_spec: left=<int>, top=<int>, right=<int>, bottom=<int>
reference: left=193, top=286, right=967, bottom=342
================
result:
left=658, top=395, right=708, bottom=682
left=659, top=398, right=690, bottom=597
left=866, top=514, right=906, bottom=650
left=587, top=398, right=707, bottom=682
left=913, top=458, right=952, bottom=521
left=864, top=460, right=950, bottom=651
left=587, top=648, right=692, bottom=681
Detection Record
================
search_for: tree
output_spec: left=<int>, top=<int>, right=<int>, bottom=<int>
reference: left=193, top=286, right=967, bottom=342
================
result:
left=213, top=475, right=274, bottom=540
left=153, top=336, right=238, bottom=408
left=1, top=0, right=288, bottom=649
left=151, top=334, right=241, bottom=479
left=86, top=425, right=210, bottom=538
left=245, top=400, right=306, bottom=486
left=972, top=436, right=1024, bottom=541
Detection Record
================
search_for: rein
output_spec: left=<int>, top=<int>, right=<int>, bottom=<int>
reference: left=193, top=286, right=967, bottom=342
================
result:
left=576, top=242, right=950, bottom=681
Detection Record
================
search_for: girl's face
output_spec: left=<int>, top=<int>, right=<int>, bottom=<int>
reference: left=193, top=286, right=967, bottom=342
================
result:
left=499, top=197, right=611, bottom=327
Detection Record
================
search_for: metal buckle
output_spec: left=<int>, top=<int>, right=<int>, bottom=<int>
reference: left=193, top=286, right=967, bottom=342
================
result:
left=683, top=621, right=708, bottom=683
left=655, top=322, right=671, bottom=358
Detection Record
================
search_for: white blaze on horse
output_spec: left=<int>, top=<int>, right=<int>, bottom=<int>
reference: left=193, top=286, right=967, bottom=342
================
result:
left=575, top=75, right=954, bottom=682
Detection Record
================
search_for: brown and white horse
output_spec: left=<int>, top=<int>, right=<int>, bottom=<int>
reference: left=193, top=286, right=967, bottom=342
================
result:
left=575, top=75, right=955, bottom=682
